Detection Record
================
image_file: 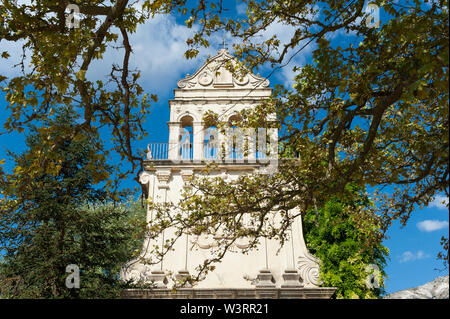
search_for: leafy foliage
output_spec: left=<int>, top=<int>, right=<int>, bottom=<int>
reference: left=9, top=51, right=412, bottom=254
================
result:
left=0, top=108, right=146, bottom=298
left=303, top=186, right=389, bottom=299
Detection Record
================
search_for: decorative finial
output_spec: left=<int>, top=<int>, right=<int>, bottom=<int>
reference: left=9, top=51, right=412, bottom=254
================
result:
left=222, top=33, right=226, bottom=49
left=221, top=30, right=228, bottom=52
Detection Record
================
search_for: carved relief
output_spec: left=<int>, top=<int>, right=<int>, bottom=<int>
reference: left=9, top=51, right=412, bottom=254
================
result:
left=198, top=71, right=213, bottom=86
left=298, top=253, right=322, bottom=287
left=191, top=234, right=251, bottom=252
left=234, top=236, right=251, bottom=250
left=176, top=49, right=270, bottom=90
left=121, top=262, right=152, bottom=285
left=156, top=170, right=171, bottom=189
left=250, top=76, right=270, bottom=88
left=233, top=75, right=249, bottom=86
left=181, top=169, right=193, bottom=187
left=139, top=171, right=152, bottom=185
left=192, top=234, right=218, bottom=249
left=177, top=73, right=197, bottom=88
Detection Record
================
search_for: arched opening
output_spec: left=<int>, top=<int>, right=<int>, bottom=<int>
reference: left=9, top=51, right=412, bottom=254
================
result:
left=227, top=114, right=244, bottom=160
left=204, top=126, right=218, bottom=160
left=180, top=115, right=193, bottom=160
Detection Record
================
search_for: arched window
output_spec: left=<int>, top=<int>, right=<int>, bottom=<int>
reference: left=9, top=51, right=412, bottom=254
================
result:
left=228, top=114, right=244, bottom=160
left=180, top=115, right=193, bottom=160
left=204, top=126, right=218, bottom=160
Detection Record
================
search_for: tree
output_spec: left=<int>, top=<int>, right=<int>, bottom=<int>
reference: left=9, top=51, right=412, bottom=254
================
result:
left=1, top=0, right=448, bottom=287
left=0, top=108, right=146, bottom=298
left=302, top=185, right=389, bottom=299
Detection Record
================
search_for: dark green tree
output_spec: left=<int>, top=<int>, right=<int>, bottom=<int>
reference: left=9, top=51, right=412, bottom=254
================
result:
left=0, top=108, right=146, bottom=298
left=303, top=185, right=389, bottom=299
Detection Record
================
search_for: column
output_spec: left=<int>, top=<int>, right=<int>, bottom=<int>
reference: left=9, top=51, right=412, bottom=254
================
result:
left=176, top=169, right=194, bottom=287
left=148, top=169, right=171, bottom=288
left=193, top=121, right=204, bottom=162
left=218, top=128, right=226, bottom=163
left=281, top=227, right=303, bottom=288
left=256, top=238, right=276, bottom=288
left=246, top=127, right=256, bottom=163
left=267, top=127, right=278, bottom=175
left=168, top=122, right=181, bottom=161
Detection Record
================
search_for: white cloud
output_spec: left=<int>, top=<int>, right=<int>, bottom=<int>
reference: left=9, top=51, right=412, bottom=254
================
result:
left=86, top=13, right=217, bottom=96
left=399, top=250, right=430, bottom=263
left=1, top=12, right=218, bottom=98
left=417, top=220, right=449, bottom=232
left=428, top=195, right=449, bottom=210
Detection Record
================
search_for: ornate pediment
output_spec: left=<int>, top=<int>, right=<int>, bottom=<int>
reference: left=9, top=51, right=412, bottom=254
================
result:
left=177, top=49, right=270, bottom=90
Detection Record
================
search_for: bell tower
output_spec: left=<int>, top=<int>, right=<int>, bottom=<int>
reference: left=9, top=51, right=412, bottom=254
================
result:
left=121, top=49, right=336, bottom=299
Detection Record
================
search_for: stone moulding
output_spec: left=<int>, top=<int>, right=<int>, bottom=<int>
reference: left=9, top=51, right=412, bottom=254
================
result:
left=121, top=287, right=336, bottom=299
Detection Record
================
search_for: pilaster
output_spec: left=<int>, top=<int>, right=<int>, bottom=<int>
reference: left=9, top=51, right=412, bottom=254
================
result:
left=168, top=122, right=181, bottom=160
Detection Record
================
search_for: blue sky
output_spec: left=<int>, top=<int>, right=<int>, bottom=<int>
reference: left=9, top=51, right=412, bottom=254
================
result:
left=0, top=0, right=448, bottom=295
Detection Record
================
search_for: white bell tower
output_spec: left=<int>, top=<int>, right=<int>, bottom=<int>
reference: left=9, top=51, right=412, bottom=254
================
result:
left=121, top=49, right=335, bottom=299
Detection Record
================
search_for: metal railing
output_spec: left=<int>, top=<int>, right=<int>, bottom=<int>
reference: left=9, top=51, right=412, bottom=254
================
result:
left=145, top=143, right=294, bottom=161
left=146, top=143, right=169, bottom=160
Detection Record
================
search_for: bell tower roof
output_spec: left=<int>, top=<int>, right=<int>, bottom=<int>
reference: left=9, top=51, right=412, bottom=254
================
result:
left=169, top=49, right=274, bottom=123
left=176, top=49, right=270, bottom=91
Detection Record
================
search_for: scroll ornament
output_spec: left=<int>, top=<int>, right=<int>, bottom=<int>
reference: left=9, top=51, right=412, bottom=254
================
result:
left=297, top=252, right=322, bottom=287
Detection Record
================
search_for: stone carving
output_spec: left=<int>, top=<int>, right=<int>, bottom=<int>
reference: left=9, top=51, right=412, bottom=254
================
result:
left=191, top=234, right=251, bottom=251
left=234, top=236, right=251, bottom=250
left=233, top=74, right=249, bottom=86
left=121, top=262, right=151, bottom=285
left=130, top=269, right=148, bottom=284
left=255, top=269, right=276, bottom=288
left=243, top=274, right=259, bottom=285
left=156, top=171, right=171, bottom=184
left=139, top=171, right=152, bottom=185
left=148, top=270, right=169, bottom=288
left=192, top=234, right=218, bottom=249
left=250, top=77, right=270, bottom=88
left=298, top=253, right=322, bottom=287
left=177, top=77, right=197, bottom=88
left=281, top=269, right=303, bottom=288
left=198, top=71, right=213, bottom=86
left=181, top=169, right=193, bottom=187
left=176, top=49, right=270, bottom=90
